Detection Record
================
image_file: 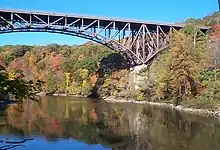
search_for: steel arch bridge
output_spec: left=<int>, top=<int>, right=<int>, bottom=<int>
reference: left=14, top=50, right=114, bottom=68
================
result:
left=0, top=9, right=210, bottom=65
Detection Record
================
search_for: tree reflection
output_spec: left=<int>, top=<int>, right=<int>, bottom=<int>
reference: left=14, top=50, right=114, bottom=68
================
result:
left=3, top=97, right=220, bottom=150
left=6, top=97, right=63, bottom=138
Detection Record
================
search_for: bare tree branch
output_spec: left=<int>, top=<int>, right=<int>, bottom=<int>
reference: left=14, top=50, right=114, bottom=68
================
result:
left=0, top=138, right=33, bottom=150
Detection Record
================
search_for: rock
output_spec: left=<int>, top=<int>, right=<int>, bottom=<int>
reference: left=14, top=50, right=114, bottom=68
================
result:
left=175, top=105, right=183, bottom=110
left=117, top=91, right=129, bottom=97
left=105, top=96, right=116, bottom=101
left=51, top=93, right=68, bottom=96
left=36, top=92, right=46, bottom=97
left=59, top=93, right=67, bottom=96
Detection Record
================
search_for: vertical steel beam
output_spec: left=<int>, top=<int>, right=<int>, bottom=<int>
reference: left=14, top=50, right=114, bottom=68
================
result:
left=10, top=12, right=13, bottom=27
left=81, top=18, right=84, bottom=27
left=131, top=29, right=134, bottom=44
left=123, top=29, right=125, bottom=39
left=112, top=21, right=116, bottom=39
left=113, top=21, right=115, bottom=30
left=108, top=28, right=111, bottom=38
left=30, top=14, right=32, bottom=25
left=93, top=26, right=96, bottom=34
left=124, top=24, right=131, bottom=47
left=97, top=20, right=100, bottom=34
left=48, top=15, right=50, bottom=25
left=65, top=16, right=67, bottom=27
left=169, top=26, right=173, bottom=33
left=119, top=30, right=121, bottom=43
left=128, top=23, right=131, bottom=31
left=170, top=27, right=173, bottom=45
left=142, top=25, right=145, bottom=61
left=136, top=39, right=140, bottom=60
left=105, top=28, right=106, bottom=37
left=157, top=25, right=159, bottom=49
left=97, top=20, right=100, bottom=29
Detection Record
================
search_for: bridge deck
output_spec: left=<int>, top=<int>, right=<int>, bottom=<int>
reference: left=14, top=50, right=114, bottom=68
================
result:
left=0, top=9, right=210, bottom=32
left=0, top=9, right=211, bottom=65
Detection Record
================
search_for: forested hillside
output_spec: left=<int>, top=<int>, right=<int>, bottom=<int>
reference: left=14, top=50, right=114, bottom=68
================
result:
left=186, top=11, right=220, bottom=26
left=0, top=43, right=118, bottom=96
left=1, top=11, right=220, bottom=109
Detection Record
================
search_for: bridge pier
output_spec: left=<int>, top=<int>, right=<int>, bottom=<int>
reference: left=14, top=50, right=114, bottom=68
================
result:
left=129, top=64, right=148, bottom=90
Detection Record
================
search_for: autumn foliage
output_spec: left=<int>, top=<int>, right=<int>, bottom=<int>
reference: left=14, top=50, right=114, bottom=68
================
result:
left=0, top=44, right=111, bottom=95
left=211, top=24, right=220, bottom=39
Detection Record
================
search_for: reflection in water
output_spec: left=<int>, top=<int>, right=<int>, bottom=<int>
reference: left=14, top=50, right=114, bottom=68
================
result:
left=1, top=96, right=220, bottom=150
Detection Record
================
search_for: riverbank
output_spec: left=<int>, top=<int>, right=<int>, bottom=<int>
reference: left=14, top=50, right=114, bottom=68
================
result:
left=104, top=97, right=220, bottom=118
left=36, top=92, right=88, bottom=98
left=36, top=92, right=220, bottom=118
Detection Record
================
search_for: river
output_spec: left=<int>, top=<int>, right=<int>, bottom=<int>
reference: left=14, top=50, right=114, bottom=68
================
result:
left=0, top=96, right=220, bottom=150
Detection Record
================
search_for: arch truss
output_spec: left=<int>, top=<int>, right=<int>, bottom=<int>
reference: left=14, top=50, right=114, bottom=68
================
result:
left=0, top=9, right=210, bottom=65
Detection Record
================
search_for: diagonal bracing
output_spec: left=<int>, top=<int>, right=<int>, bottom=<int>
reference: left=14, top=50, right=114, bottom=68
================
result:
left=0, top=9, right=210, bottom=65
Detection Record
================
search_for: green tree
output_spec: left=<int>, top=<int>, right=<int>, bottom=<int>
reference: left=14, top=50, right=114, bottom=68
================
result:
left=0, top=66, right=41, bottom=101
left=154, top=25, right=207, bottom=104
left=64, top=72, right=71, bottom=93
left=45, top=72, right=58, bottom=93
left=79, top=69, right=91, bottom=95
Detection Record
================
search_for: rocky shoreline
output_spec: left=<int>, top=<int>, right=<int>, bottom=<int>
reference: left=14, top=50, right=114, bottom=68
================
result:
left=104, top=97, right=220, bottom=118
left=36, top=93, right=220, bottom=118
left=36, top=92, right=87, bottom=98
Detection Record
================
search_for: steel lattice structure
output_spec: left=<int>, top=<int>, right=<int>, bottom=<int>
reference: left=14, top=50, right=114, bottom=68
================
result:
left=0, top=9, right=210, bottom=65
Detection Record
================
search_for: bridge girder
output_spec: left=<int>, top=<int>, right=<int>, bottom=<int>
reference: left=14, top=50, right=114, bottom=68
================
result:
left=0, top=9, right=210, bottom=65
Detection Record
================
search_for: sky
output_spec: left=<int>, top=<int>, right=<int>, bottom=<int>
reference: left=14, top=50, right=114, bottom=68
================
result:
left=0, top=0, right=218, bottom=46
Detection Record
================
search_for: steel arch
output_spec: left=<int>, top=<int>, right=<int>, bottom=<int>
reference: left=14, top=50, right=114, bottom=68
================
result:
left=0, top=9, right=211, bottom=65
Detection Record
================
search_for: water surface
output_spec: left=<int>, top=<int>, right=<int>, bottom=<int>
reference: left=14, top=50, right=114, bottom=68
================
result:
left=0, top=96, right=220, bottom=150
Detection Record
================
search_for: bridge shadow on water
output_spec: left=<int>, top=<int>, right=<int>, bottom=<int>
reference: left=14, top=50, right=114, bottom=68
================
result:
left=89, top=53, right=131, bottom=98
